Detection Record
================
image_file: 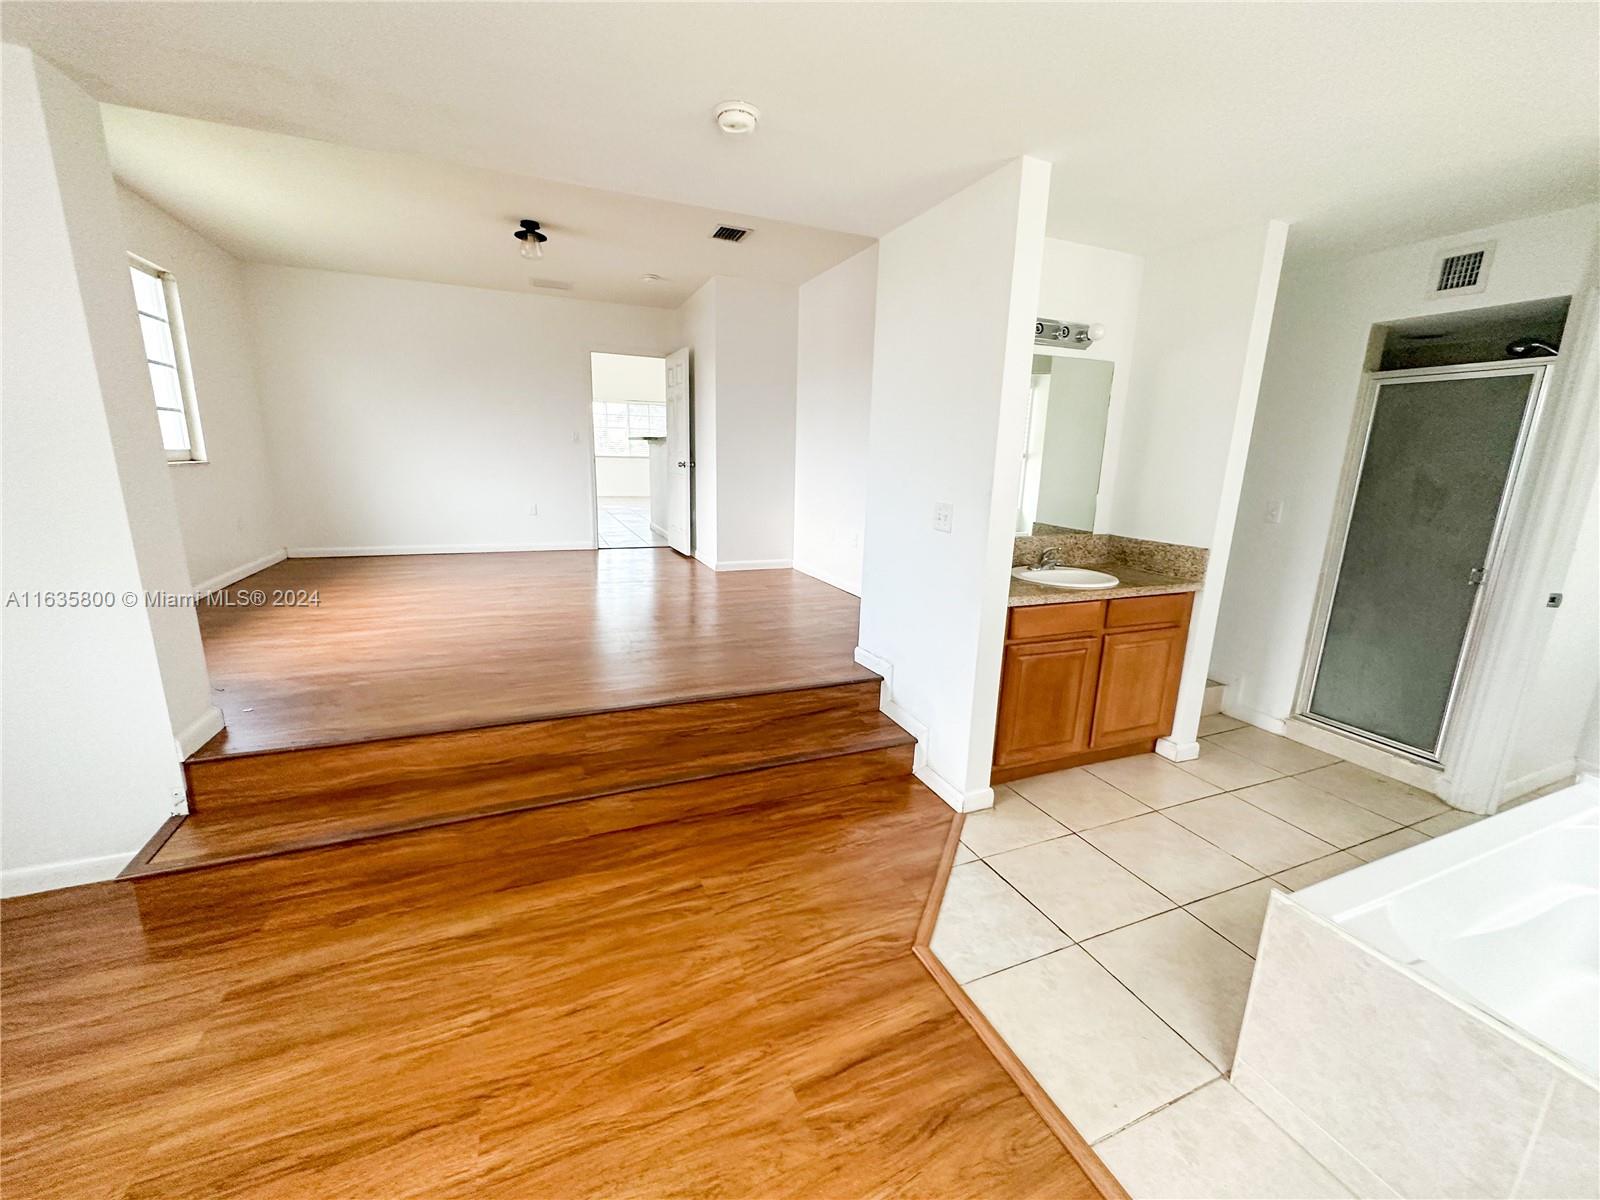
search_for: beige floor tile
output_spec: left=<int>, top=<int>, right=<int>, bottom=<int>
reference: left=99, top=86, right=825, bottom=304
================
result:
left=1082, top=910, right=1256, bottom=1070
left=1197, top=712, right=1246, bottom=736
left=1347, top=827, right=1431, bottom=862
left=1185, top=879, right=1281, bottom=956
left=1412, top=809, right=1482, bottom=837
left=1232, top=775, right=1400, bottom=848
left=929, top=861, right=1070, bottom=983
left=1296, top=761, right=1448, bottom=824
left=1084, top=754, right=1221, bottom=809
left=958, top=786, right=1068, bottom=858
left=1173, top=743, right=1282, bottom=791
left=988, top=836, right=1172, bottom=942
left=1204, top=726, right=1339, bottom=774
left=1271, top=851, right=1364, bottom=890
left=1080, top=812, right=1259, bottom=905
left=953, top=841, right=978, bottom=865
left=966, top=947, right=1217, bottom=1143
left=1008, top=767, right=1151, bottom=831
left=1164, top=794, right=1337, bottom=874
left=1098, top=1080, right=1352, bottom=1199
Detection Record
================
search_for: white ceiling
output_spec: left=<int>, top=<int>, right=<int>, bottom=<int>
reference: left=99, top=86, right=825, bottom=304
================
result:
left=102, top=105, right=871, bottom=308
left=6, top=2, right=1597, bottom=293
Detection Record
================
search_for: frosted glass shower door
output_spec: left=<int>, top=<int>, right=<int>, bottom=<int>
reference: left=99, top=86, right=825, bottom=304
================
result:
left=1304, top=367, right=1542, bottom=758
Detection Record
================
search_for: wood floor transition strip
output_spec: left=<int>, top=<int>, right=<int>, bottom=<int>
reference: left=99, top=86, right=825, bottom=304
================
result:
left=912, top=812, right=1130, bottom=1200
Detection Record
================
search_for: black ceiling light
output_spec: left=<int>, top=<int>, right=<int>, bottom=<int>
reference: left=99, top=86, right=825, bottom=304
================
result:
left=515, top=219, right=548, bottom=260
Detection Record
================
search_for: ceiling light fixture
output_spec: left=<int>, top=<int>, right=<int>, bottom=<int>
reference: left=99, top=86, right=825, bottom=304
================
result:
left=713, top=100, right=760, bottom=135
left=514, top=219, right=548, bottom=260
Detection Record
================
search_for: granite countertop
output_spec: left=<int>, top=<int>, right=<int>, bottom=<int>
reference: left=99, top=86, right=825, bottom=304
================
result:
left=1007, top=561, right=1202, bottom=607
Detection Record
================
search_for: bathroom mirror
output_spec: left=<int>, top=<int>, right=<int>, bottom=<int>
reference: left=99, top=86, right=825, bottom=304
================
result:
left=1017, top=353, right=1114, bottom=534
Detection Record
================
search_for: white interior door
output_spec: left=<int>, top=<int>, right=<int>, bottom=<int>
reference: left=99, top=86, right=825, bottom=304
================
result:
left=664, top=347, right=693, bottom=555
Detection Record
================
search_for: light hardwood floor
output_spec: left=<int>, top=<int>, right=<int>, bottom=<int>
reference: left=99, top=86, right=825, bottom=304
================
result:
left=2, top=767, right=1100, bottom=1199
left=194, top=551, right=876, bottom=757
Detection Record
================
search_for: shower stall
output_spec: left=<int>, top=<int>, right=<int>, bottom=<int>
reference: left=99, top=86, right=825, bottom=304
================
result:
left=1298, top=360, right=1551, bottom=762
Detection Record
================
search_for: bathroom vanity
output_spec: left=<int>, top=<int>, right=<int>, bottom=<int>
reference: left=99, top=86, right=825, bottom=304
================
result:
left=992, top=533, right=1205, bottom=783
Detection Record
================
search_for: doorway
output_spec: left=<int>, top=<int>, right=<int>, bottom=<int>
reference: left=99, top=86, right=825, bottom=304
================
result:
left=590, top=352, right=670, bottom=548
left=1299, top=361, right=1548, bottom=760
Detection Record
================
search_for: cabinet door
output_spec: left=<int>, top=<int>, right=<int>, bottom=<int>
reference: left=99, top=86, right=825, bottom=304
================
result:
left=1091, top=626, right=1186, bottom=748
left=994, top=636, right=1101, bottom=769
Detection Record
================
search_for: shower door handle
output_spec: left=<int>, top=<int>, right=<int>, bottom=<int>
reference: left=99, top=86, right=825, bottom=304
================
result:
left=1467, top=566, right=1486, bottom=587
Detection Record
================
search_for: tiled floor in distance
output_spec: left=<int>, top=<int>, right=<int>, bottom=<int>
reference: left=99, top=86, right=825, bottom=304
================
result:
left=597, top=496, right=668, bottom=548
left=930, top=717, right=1555, bottom=1199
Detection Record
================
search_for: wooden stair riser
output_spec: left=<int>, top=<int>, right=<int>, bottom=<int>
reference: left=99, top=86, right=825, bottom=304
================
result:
left=185, top=680, right=887, bottom=814
left=138, top=742, right=916, bottom=876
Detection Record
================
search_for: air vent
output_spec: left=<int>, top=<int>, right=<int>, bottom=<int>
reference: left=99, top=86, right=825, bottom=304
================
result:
left=1429, top=241, right=1494, bottom=296
left=712, top=225, right=751, bottom=242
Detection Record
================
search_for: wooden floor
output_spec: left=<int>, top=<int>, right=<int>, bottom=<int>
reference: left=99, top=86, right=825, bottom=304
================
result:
left=2, top=768, right=1098, bottom=1199
left=195, top=551, right=876, bottom=757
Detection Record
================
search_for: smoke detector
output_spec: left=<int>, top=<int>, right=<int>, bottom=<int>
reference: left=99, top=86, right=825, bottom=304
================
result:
left=714, top=100, right=760, bottom=135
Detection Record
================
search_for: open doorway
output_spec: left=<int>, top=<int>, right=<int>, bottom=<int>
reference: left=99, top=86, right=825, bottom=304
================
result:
left=590, top=352, right=669, bottom=548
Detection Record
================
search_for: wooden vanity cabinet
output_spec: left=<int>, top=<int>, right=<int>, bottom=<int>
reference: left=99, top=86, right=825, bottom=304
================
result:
left=993, top=592, right=1192, bottom=782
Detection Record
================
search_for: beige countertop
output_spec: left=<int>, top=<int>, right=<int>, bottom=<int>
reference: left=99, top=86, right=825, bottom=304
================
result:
left=1007, top=561, right=1202, bottom=607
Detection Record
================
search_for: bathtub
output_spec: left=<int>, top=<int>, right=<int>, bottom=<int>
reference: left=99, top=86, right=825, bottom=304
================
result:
left=1235, top=779, right=1600, bottom=1200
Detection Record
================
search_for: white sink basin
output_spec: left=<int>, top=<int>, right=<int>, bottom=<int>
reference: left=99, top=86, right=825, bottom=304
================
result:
left=1012, top=566, right=1120, bottom=590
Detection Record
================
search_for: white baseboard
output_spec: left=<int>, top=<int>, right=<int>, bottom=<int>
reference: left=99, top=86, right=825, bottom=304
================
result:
left=1500, top=759, right=1578, bottom=806
left=289, top=541, right=596, bottom=557
left=712, top=558, right=793, bottom=572
left=1155, top=737, right=1200, bottom=762
left=193, top=547, right=287, bottom=596
left=791, top=560, right=862, bottom=597
left=173, top=704, right=225, bottom=762
left=1221, top=700, right=1289, bottom=735
left=0, top=850, right=133, bottom=898
left=852, top=645, right=993, bottom=813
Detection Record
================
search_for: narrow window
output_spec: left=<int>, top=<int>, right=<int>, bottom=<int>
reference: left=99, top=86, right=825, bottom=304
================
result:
left=129, top=259, right=204, bottom=462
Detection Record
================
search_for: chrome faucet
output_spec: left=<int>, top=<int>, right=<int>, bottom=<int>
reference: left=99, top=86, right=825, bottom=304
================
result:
left=1036, top=545, right=1071, bottom=569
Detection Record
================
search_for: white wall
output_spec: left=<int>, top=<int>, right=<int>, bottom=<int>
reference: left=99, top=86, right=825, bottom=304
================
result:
left=2, top=46, right=201, bottom=894
left=793, top=245, right=877, bottom=594
left=1212, top=206, right=1600, bottom=731
left=1507, top=477, right=1600, bottom=787
left=1113, top=222, right=1290, bottom=757
left=594, top=457, right=650, bottom=497
left=117, top=185, right=285, bottom=591
left=858, top=157, right=1051, bottom=811
left=1035, top=239, right=1145, bottom=531
left=243, top=264, right=678, bottom=554
left=676, top=276, right=800, bottom=570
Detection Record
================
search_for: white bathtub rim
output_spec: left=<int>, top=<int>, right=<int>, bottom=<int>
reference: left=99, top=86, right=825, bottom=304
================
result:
left=1267, top=882, right=1600, bottom=1090
left=1292, top=780, right=1597, bottom=929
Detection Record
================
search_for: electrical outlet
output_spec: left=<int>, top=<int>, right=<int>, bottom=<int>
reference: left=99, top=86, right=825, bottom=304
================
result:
left=1266, top=500, right=1284, bottom=525
left=529, top=503, right=539, bottom=518
left=933, top=502, right=954, bottom=533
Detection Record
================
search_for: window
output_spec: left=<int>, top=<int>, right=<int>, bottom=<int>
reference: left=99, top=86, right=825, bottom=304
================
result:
left=591, top=400, right=666, bottom=457
left=129, top=260, right=203, bottom=462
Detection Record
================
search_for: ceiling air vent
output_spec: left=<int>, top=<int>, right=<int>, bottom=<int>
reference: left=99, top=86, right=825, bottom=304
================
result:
left=1430, top=241, right=1494, bottom=297
left=711, top=225, right=751, bottom=242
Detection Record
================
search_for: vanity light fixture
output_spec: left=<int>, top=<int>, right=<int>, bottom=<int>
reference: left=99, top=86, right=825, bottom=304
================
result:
left=514, top=219, right=548, bottom=260
left=1034, top=318, right=1106, bottom=348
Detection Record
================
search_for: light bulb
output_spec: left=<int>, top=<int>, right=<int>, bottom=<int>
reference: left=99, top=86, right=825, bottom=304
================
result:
left=1086, top=323, right=1106, bottom=342
left=520, top=235, right=542, bottom=261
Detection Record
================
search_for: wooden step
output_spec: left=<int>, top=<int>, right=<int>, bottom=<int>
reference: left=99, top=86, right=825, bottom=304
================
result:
left=186, top=680, right=887, bottom=811
left=132, top=740, right=915, bottom=876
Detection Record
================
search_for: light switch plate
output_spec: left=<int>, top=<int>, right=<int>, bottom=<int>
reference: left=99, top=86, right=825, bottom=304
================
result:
left=933, top=502, right=954, bottom=533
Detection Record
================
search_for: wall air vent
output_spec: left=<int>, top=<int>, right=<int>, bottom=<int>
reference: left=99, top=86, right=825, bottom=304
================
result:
left=1429, top=241, right=1494, bottom=297
left=711, top=225, right=751, bottom=242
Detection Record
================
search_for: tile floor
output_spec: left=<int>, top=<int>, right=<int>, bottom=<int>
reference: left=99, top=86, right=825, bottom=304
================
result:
left=597, top=496, right=668, bottom=548
left=930, top=717, right=1514, bottom=1199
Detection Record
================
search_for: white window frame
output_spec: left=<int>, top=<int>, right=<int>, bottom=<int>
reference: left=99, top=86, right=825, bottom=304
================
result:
left=129, top=255, right=206, bottom=464
left=590, top=399, right=666, bottom=458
